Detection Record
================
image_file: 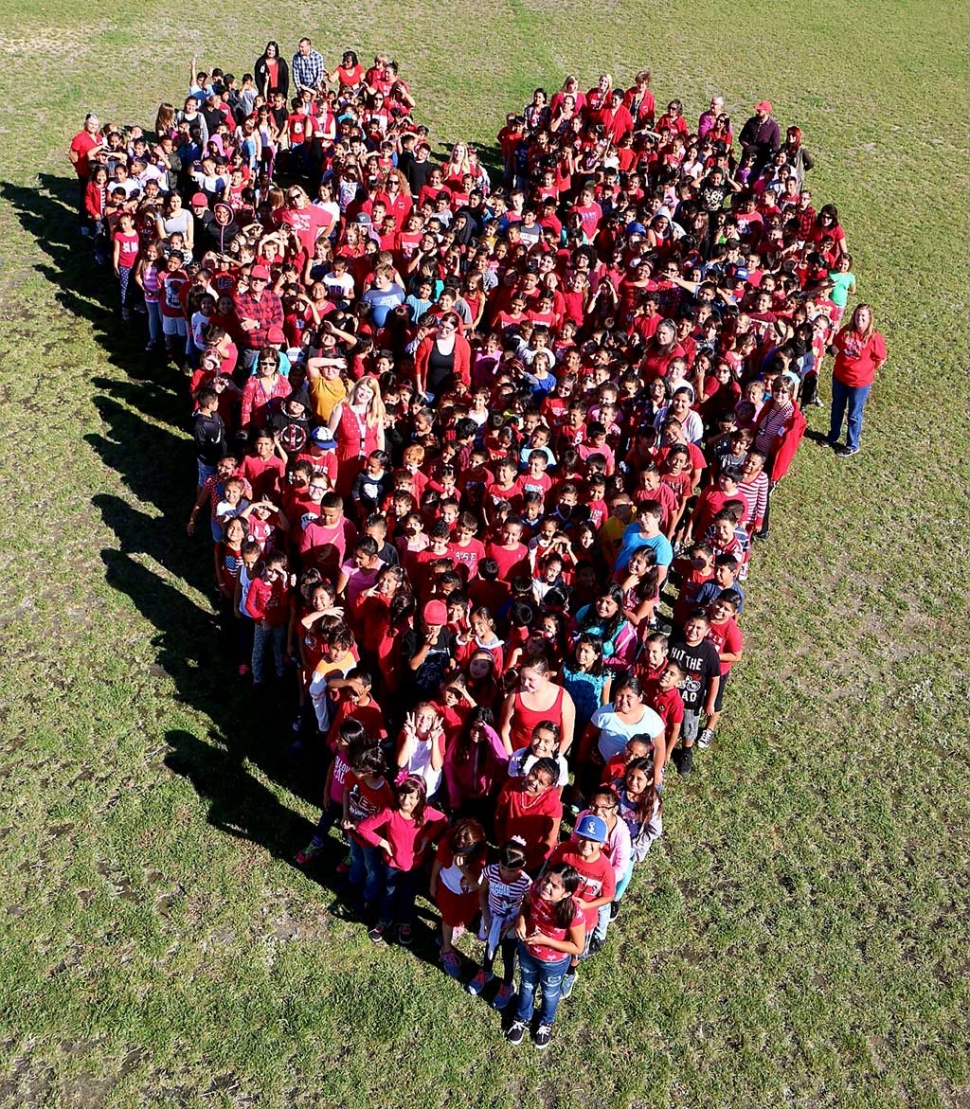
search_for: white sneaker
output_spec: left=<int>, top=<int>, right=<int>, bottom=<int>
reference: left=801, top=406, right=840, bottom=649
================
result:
left=697, top=728, right=714, bottom=750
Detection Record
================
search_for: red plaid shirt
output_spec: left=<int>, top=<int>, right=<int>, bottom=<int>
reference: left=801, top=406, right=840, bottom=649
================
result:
left=233, top=289, right=284, bottom=350
left=793, top=205, right=816, bottom=241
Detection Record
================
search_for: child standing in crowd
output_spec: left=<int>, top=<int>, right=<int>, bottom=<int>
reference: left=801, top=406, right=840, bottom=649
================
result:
left=467, top=839, right=531, bottom=1008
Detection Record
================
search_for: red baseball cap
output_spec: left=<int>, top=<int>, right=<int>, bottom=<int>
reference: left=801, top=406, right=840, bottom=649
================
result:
left=266, top=326, right=285, bottom=344
left=423, top=600, right=448, bottom=626
left=191, top=192, right=208, bottom=207
left=754, top=100, right=773, bottom=113
left=250, top=265, right=270, bottom=280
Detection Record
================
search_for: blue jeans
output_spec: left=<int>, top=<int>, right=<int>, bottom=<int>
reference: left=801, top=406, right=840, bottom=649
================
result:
left=348, top=839, right=382, bottom=904
left=377, top=864, right=418, bottom=927
left=251, top=624, right=285, bottom=684
left=829, top=377, right=871, bottom=451
left=146, top=300, right=162, bottom=343
left=515, top=944, right=572, bottom=1026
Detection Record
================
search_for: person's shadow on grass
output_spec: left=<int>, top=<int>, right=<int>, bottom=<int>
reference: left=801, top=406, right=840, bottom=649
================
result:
left=5, top=171, right=463, bottom=979
left=163, top=726, right=449, bottom=972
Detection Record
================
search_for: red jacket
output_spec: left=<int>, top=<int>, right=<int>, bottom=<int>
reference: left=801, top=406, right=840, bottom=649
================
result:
left=754, top=402, right=807, bottom=482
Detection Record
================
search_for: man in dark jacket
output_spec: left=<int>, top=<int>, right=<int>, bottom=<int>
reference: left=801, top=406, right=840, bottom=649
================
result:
left=739, top=100, right=781, bottom=169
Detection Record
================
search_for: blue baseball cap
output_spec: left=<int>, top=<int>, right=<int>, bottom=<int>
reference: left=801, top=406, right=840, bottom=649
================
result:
left=574, top=814, right=608, bottom=843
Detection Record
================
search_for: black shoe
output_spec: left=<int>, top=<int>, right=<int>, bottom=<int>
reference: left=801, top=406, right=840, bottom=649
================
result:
left=835, top=444, right=860, bottom=457
left=587, top=936, right=604, bottom=956
left=753, top=529, right=769, bottom=541
left=506, top=1019, right=527, bottom=1046
left=610, top=901, right=620, bottom=920
left=677, top=745, right=694, bottom=776
left=533, top=1023, right=552, bottom=1049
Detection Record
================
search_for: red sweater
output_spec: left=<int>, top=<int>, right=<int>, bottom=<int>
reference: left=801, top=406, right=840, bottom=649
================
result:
left=244, top=576, right=290, bottom=626
left=356, top=805, right=448, bottom=870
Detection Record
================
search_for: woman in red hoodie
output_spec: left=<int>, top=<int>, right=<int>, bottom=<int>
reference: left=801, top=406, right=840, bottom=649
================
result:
left=413, top=312, right=471, bottom=398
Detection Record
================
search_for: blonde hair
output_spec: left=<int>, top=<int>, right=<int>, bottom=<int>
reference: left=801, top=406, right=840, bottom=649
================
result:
left=352, top=375, right=386, bottom=428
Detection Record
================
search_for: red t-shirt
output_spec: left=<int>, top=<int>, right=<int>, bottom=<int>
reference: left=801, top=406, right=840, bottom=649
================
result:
left=279, top=205, right=332, bottom=256
left=643, top=678, right=685, bottom=743
left=113, top=231, right=140, bottom=269
left=520, top=884, right=585, bottom=962
left=344, top=771, right=393, bottom=844
left=70, top=130, right=101, bottom=177
left=287, top=113, right=309, bottom=145
left=159, top=270, right=189, bottom=318
left=547, top=842, right=616, bottom=929
left=494, top=781, right=563, bottom=872
left=448, top=537, right=486, bottom=581
left=632, top=481, right=679, bottom=529
left=485, top=541, right=529, bottom=583
left=832, top=329, right=887, bottom=388
left=706, top=615, right=743, bottom=675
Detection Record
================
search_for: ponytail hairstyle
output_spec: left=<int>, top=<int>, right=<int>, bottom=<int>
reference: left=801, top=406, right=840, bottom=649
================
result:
left=348, top=735, right=386, bottom=777
left=542, top=861, right=582, bottom=929
left=498, top=838, right=529, bottom=870
left=448, top=817, right=486, bottom=863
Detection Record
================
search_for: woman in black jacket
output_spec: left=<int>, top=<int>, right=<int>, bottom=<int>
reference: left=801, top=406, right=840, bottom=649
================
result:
left=254, top=41, right=290, bottom=100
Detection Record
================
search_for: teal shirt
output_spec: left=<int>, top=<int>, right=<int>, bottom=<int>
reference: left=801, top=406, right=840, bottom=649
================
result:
left=827, top=270, right=855, bottom=309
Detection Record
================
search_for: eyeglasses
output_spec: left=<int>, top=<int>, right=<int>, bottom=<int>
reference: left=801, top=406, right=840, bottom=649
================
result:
left=309, top=485, right=327, bottom=493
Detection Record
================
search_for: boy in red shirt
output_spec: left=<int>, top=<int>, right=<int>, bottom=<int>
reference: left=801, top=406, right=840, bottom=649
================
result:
left=485, top=519, right=529, bottom=584
left=547, top=814, right=616, bottom=989
left=644, top=660, right=686, bottom=764
left=700, top=590, right=744, bottom=749
left=239, top=428, right=285, bottom=502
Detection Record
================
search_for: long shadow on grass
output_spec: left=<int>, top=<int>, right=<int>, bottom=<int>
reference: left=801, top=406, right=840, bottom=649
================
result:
left=1, top=182, right=342, bottom=864
left=5, top=173, right=466, bottom=978
left=164, top=726, right=449, bottom=972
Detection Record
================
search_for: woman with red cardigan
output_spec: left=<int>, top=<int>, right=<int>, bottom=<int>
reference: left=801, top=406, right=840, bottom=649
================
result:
left=826, top=303, right=887, bottom=458
left=752, top=376, right=807, bottom=540
left=413, top=311, right=471, bottom=398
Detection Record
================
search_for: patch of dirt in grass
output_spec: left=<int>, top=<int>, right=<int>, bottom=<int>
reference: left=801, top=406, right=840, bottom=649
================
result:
left=60, top=1075, right=114, bottom=1109
left=0, top=1053, right=54, bottom=1104
left=944, top=1088, right=970, bottom=1109
left=0, top=27, right=104, bottom=59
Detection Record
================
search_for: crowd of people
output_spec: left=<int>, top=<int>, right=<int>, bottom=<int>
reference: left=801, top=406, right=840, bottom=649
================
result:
left=69, top=40, right=887, bottom=1049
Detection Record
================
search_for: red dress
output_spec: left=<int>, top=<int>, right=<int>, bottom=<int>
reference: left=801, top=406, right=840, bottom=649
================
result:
left=334, top=404, right=380, bottom=496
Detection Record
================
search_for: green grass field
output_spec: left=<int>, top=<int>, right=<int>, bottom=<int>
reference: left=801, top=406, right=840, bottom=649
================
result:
left=1, top=2, right=968, bottom=1107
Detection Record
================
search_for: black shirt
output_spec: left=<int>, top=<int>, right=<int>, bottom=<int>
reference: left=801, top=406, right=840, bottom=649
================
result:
left=400, top=626, right=455, bottom=699
left=668, top=637, right=720, bottom=710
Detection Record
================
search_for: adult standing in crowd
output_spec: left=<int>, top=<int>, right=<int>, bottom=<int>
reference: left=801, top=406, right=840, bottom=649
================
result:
left=255, top=41, right=290, bottom=100
left=739, top=99, right=780, bottom=169
left=827, top=304, right=887, bottom=457
left=68, top=113, right=105, bottom=228
left=234, top=265, right=284, bottom=372
left=292, top=37, right=326, bottom=94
